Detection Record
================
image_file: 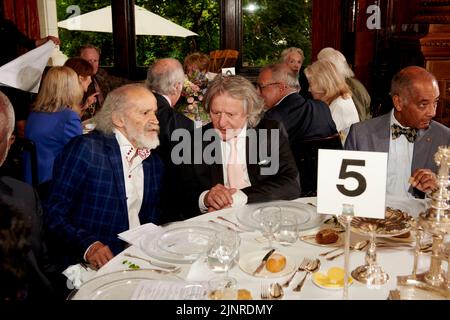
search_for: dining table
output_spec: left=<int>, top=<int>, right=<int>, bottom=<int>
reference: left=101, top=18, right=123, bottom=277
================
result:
left=73, top=196, right=441, bottom=300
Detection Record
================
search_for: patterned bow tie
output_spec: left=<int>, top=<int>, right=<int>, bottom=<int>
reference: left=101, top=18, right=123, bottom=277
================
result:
left=391, top=123, right=418, bottom=143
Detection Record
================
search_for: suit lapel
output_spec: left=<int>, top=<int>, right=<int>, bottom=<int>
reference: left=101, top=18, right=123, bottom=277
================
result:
left=412, top=124, right=435, bottom=172
left=105, top=135, right=127, bottom=211
left=372, top=113, right=391, bottom=152
left=246, top=129, right=259, bottom=184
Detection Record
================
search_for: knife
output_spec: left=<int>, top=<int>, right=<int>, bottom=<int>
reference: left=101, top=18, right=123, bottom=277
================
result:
left=252, top=248, right=275, bottom=275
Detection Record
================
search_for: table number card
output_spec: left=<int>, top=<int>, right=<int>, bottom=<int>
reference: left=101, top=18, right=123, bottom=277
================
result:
left=317, top=149, right=388, bottom=218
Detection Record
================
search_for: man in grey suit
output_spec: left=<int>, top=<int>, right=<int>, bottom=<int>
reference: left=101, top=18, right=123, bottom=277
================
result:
left=345, top=66, right=450, bottom=198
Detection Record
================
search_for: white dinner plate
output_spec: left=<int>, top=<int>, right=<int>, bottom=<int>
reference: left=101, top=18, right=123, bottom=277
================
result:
left=239, top=250, right=296, bottom=278
left=70, top=269, right=179, bottom=300
left=236, top=201, right=325, bottom=232
left=140, top=221, right=227, bottom=264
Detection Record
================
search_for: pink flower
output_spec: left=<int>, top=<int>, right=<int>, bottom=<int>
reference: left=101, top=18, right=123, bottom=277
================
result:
left=187, top=97, right=194, bottom=104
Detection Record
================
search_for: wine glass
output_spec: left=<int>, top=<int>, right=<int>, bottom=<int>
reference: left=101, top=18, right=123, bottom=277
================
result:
left=259, top=206, right=281, bottom=249
left=214, top=230, right=240, bottom=279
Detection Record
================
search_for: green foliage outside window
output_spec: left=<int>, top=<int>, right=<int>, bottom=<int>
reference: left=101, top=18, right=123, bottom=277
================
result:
left=56, top=0, right=311, bottom=70
left=243, top=0, right=312, bottom=67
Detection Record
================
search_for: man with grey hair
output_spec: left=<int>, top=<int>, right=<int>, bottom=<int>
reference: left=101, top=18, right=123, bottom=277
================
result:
left=0, top=91, right=56, bottom=299
left=45, top=84, right=164, bottom=271
left=175, top=75, right=300, bottom=218
left=259, top=63, right=338, bottom=145
left=146, top=58, right=194, bottom=161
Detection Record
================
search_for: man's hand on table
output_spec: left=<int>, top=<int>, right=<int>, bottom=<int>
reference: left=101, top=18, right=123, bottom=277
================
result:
left=204, top=184, right=236, bottom=212
left=86, top=241, right=114, bottom=269
left=409, top=168, right=438, bottom=194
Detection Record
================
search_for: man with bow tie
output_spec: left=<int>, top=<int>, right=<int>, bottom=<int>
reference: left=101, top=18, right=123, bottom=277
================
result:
left=345, top=66, right=450, bottom=198
left=44, top=84, right=164, bottom=271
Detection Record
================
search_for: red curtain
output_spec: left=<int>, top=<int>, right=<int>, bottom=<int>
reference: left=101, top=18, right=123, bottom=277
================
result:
left=312, top=0, right=344, bottom=60
left=3, top=0, right=40, bottom=40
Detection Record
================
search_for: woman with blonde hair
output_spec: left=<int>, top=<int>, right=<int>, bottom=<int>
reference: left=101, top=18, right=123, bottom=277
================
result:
left=317, top=47, right=371, bottom=121
left=24, top=66, right=84, bottom=185
left=304, top=60, right=359, bottom=143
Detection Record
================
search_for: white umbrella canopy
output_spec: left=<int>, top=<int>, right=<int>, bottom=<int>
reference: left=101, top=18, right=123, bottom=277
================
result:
left=57, top=5, right=198, bottom=38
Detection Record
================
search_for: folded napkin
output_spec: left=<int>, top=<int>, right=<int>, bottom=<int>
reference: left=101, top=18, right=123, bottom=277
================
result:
left=118, top=223, right=161, bottom=247
left=186, top=256, right=218, bottom=282
left=63, top=264, right=97, bottom=289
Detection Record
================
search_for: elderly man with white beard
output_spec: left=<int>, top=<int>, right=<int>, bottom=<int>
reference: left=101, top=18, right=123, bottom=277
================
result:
left=44, top=84, right=164, bottom=272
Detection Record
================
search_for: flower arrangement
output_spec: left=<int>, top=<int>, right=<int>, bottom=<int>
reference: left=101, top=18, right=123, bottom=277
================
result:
left=176, top=71, right=210, bottom=126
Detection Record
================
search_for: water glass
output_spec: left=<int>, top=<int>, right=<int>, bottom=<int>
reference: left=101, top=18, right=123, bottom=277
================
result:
left=208, top=277, right=237, bottom=300
left=259, top=206, right=281, bottom=249
left=207, top=230, right=240, bottom=274
left=276, top=211, right=298, bottom=244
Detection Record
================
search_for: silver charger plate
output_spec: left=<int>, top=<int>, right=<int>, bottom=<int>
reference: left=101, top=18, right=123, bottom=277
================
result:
left=140, top=221, right=227, bottom=264
left=236, top=200, right=325, bottom=231
left=70, top=269, right=179, bottom=300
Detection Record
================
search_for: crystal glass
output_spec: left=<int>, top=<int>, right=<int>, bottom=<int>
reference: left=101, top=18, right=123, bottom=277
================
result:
left=207, top=230, right=240, bottom=279
left=275, top=211, right=298, bottom=245
left=259, top=206, right=281, bottom=249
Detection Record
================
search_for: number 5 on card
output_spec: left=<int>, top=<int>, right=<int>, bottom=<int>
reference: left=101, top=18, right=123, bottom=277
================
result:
left=316, top=149, right=388, bottom=219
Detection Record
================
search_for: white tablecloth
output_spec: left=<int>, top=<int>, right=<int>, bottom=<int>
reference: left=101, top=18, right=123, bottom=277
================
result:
left=93, top=197, right=434, bottom=300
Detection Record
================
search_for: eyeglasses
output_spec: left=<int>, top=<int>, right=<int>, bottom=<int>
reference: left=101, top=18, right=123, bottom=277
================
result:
left=257, top=82, right=281, bottom=90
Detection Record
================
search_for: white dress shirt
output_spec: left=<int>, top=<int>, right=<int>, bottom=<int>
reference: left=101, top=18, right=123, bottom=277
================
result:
left=387, top=110, right=414, bottom=198
left=115, top=129, right=145, bottom=229
left=199, top=125, right=250, bottom=212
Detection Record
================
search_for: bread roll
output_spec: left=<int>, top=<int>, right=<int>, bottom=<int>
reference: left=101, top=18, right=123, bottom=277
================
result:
left=315, top=228, right=339, bottom=244
left=265, top=253, right=286, bottom=273
left=237, top=289, right=252, bottom=300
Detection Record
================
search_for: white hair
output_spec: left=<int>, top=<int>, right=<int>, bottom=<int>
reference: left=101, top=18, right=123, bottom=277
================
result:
left=317, top=47, right=355, bottom=78
left=0, top=91, right=15, bottom=136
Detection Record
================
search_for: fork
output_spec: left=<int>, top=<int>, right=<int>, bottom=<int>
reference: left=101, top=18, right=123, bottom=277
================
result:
left=123, top=253, right=180, bottom=271
left=293, top=258, right=320, bottom=292
left=282, top=258, right=308, bottom=288
left=260, top=283, right=270, bottom=300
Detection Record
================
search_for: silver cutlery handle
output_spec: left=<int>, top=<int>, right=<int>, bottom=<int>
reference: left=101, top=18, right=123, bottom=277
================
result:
left=124, top=253, right=179, bottom=270
left=282, top=269, right=298, bottom=288
left=293, top=272, right=308, bottom=292
left=326, top=251, right=344, bottom=261
left=319, top=247, right=341, bottom=256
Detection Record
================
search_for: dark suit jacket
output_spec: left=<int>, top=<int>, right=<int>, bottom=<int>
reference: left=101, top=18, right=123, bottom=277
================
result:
left=264, top=92, right=338, bottom=144
left=345, top=112, right=450, bottom=196
left=0, top=176, right=55, bottom=298
left=44, top=131, right=164, bottom=270
left=176, top=119, right=301, bottom=218
left=154, top=92, right=194, bottom=162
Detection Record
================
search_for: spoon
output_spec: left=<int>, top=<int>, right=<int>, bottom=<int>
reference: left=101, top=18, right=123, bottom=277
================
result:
left=269, top=282, right=284, bottom=299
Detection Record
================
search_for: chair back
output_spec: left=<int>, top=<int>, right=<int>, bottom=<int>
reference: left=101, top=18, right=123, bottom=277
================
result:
left=209, top=49, right=239, bottom=73
left=292, top=133, right=343, bottom=197
left=9, top=137, right=39, bottom=188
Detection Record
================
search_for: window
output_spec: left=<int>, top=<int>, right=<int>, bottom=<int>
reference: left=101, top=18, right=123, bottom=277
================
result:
left=242, top=0, right=312, bottom=68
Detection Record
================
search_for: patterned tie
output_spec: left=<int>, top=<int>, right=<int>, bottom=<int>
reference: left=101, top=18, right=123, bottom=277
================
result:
left=227, top=137, right=248, bottom=189
left=391, top=123, right=418, bottom=143
left=126, top=146, right=151, bottom=163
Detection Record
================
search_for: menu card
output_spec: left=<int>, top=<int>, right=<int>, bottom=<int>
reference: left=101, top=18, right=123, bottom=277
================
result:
left=131, top=280, right=208, bottom=300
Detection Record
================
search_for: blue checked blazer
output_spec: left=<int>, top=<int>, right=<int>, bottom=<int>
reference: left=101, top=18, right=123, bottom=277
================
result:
left=44, top=131, right=164, bottom=270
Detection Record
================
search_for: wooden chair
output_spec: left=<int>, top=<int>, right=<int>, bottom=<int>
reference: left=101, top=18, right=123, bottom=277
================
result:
left=292, top=133, right=343, bottom=197
left=209, top=49, right=239, bottom=73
